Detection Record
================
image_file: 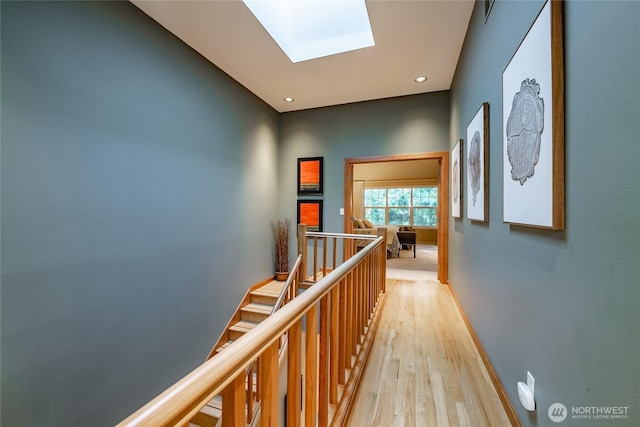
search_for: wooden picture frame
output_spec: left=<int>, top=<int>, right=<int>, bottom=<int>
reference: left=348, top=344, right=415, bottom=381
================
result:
left=451, top=139, right=462, bottom=218
left=466, top=102, right=489, bottom=222
left=502, top=0, right=564, bottom=229
left=297, top=200, right=323, bottom=232
left=297, top=157, right=323, bottom=195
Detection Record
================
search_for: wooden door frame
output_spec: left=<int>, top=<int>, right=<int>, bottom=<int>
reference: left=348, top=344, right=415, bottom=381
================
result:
left=343, top=152, right=449, bottom=284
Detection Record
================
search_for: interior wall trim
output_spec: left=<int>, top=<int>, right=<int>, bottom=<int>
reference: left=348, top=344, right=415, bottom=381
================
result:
left=447, top=280, right=522, bottom=426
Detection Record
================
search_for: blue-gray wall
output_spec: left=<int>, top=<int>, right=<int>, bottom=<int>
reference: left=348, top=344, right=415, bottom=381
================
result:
left=449, top=1, right=639, bottom=425
left=1, top=1, right=279, bottom=425
left=278, top=93, right=450, bottom=240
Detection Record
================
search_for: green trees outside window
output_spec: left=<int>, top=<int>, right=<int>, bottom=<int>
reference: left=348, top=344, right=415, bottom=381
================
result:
left=364, top=186, right=437, bottom=227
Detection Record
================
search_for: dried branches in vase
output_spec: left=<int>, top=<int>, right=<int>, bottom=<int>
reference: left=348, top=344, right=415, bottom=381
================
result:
left=270, top=218, right=291, bottom=281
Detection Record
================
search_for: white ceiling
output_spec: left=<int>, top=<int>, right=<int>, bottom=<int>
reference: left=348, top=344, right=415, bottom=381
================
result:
left=131, top=0, right=475, bottom=113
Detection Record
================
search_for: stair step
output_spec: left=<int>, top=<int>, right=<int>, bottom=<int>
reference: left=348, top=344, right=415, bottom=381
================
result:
left=250, top=289, right=279, bottom=305
left=209, top=395, right=222, bottom=411
left=191, top=399, right=220, bottom=426
left=229, top=320, right=258, bottom=340
left=191, top=395, right=222, bottom=427
left=241, top=302, right=273, bottom=322
left=250, top=281, right=286, bottom=304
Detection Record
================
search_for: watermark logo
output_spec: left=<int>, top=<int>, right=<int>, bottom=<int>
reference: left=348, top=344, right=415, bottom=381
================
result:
left=548, top=402, right=631, bottom=422
left=549, top=403, right=568, bottom=423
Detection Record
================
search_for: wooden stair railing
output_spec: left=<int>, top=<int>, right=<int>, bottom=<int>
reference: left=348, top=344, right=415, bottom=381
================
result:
left=207, top=255, right=303, bottom=359
left=194, top=255, right=303, bottom=426
left=117, top=226, right=386, bottom=427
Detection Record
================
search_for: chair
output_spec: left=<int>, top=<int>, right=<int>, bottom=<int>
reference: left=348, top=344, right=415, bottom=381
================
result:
left=396, top=230, right=416, bottom=258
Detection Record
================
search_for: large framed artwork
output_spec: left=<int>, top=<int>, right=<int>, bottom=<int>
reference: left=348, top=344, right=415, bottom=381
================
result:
left=297, top=157, right=323, bottom=195
left=297, top=200, right=323, bottom=232
left=502, top=0, right=564, bottom=230
left=451, top=139, right=462, bottom=218
left=466, top=103, right=489, bottom=222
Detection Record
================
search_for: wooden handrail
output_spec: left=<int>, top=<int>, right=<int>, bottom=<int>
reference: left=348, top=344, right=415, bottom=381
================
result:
left=118, top=232, right=386, bottom=427
left=272, top=254, right=303, bottom=314
left=307, top=231, right=377, bottom=240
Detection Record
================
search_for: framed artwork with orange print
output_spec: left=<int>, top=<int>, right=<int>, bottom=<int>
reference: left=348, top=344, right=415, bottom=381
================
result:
left=297, top=200, right=323, bottom=232
left=297, top=157, right=323, bottom=195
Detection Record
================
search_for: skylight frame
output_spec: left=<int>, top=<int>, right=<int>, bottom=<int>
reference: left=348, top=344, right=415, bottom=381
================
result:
left=243, top=0, right=375, bottom=63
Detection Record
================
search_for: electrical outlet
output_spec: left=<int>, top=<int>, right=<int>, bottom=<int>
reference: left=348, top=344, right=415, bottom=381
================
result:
left=527, top=371, right=535, bottom=396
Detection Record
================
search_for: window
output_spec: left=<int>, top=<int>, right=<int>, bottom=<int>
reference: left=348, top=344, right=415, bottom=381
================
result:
left=363, top=188, right=386, bottom=225
left=412, top=187, right=438, bottom=226
left=364, top=186, right=438, bottom=227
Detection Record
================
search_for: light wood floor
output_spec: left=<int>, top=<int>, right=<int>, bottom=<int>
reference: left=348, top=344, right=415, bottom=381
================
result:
left=347, top=273, right=512, bottom=426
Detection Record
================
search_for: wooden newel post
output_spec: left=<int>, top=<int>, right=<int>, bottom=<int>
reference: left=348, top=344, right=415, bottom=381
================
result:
left=298, top=224, right=308, bottom=283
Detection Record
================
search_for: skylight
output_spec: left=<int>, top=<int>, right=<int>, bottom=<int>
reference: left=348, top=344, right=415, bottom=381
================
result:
left=243, top=0, right=375, bottom=63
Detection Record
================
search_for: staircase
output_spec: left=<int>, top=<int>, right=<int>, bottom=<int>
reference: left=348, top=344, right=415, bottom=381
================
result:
left=215, top=281, right=285, bottom=355
left=117, top=227, right=387, bottom=427
left=190, top=279, right=289, bottom=427
left=190, top=253, right=332, bottom=426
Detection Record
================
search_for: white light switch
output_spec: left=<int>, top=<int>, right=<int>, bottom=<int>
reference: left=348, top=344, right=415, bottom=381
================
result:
left=339, top=208, right=344, bottom=216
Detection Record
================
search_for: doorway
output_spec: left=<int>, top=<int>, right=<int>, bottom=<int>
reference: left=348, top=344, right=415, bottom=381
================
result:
left=343, top=152, right=449, bottom=284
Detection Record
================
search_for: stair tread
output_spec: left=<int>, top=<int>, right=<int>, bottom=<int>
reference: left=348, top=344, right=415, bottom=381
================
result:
left=208, top=395, right=222, bottom=410
left=199, top=403, right=221, bottom=418
left=229, top=320, right=259, bottom=333
left=242, top=302, right=274, bottom=314
left=251, top=281, right=286, bottom=297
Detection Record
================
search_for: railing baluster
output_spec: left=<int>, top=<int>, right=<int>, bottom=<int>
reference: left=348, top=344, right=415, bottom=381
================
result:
left=364, top=256, right=370, bottom=323
left=377, top=227, right=386, bottom=294
left=348, top=271, right=356, bottom=366
left=313, top=237, right=319, bottom=282
left=298, top=224, right=308, bottom=284
left=318, top=294, right=329, bottom=427
left=255, top=360, right=262, bottom=403
left=287, top=320, right=302, bottom=427
left=356, top=263, right=363, bottom=345
left=259, top=342, right=278, bottom=427
left=221, top=374, right=245, bottom=427
left=322, top=236, right=328, bottom=278
left=338, top=277, right=347, bottom=383
left=305, top=303, right=318, bottom=426
left=374, top=251, right=380, bottom=305
left=371, top=255, right=375, bottom=309
left=247, top=364, right=255, bottom=421
left=330, top=286, right=339, bottom=403
left=332, top=237, right=337, bottom=271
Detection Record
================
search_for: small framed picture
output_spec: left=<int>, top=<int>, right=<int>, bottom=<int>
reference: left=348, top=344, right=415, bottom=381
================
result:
left=297, top=157, right=323, bottom=195
left=297, top=200, right=323, bottom=232
left=466, top=103, right=489, bottom=222
left=451, top=139, right=462, bottom=218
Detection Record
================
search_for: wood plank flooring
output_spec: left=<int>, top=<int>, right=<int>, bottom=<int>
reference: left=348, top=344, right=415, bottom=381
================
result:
left=347, top=275, right=512, bottom=426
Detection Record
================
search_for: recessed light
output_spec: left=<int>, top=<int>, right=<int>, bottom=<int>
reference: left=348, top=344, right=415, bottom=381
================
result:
left=415, top=76, right=427, bottom=83
left=284, top=97, right=294, bottom=102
